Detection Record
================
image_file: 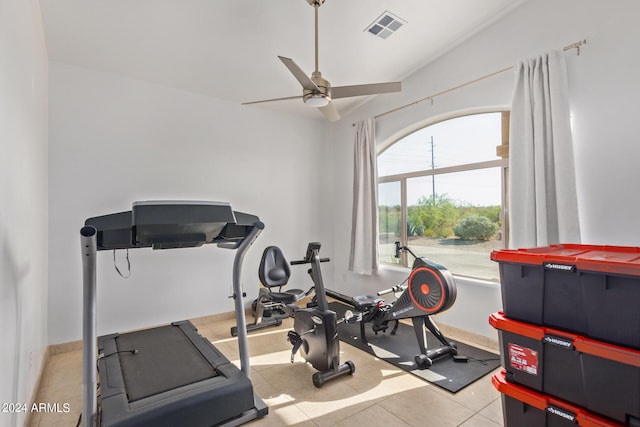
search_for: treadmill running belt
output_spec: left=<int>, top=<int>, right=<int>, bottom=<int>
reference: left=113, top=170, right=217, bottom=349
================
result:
left=115, top=325, right=218, bottom=402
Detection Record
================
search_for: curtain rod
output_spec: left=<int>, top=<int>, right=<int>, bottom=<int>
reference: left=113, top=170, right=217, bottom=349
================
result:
left=352, top=39, right=586, bottom=126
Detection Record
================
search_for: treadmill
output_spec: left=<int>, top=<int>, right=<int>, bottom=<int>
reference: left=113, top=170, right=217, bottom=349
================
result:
left=80, top=201, right=268, bottom=427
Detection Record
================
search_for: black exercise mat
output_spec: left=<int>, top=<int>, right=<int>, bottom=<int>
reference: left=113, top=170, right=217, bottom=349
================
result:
left=329, top=302, right=501, bottom=393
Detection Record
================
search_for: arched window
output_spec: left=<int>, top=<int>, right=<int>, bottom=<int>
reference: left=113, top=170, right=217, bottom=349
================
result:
left=377, top=111, right=509, bottom=281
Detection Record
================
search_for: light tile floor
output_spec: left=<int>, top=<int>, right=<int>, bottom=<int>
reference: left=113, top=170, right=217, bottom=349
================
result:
left=29, top=314, right=504, bottom=426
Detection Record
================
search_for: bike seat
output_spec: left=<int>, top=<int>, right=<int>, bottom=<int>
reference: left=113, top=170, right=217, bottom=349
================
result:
left=351, top=295, right=383, bottom=311
left=270, top=288, right=306, bottom=304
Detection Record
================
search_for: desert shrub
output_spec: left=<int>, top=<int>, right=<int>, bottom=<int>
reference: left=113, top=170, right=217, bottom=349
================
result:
left=408, top=194, right=458, bottom=238
left=406, top=218, right=425, bottom=237
left=453, top=215, right=499, bottom=240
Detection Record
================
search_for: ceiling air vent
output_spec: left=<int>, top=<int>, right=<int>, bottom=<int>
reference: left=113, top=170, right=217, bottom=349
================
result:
left=365, top=11, right=406, bottom=39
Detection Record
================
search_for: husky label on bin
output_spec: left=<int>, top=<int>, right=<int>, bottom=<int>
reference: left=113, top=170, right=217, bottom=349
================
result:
left=508, top=343, right=538, bottom=375
left=543, top=262, right=576, bottom=272
left=543, top=335, right=574, bottom=349
left=546, top=405, right=576, bottom=422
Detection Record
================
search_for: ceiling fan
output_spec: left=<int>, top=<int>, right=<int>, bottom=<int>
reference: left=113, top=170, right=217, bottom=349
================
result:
left=242, top=0, right=402, bottom=122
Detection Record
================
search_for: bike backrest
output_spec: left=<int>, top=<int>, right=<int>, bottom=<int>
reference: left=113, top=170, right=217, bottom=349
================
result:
left=259, top=246, right=291, bottom=288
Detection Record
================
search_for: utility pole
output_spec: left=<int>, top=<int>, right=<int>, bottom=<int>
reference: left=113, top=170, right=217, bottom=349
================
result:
left=429, top=136, right=435, bottom=202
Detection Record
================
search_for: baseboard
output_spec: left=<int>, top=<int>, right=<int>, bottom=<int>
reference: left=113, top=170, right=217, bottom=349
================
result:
left=24, top=345, right=51, bottom=427
left=435, top=322, right=500, bottom=354
left=49, top=339, right=82, bottom=355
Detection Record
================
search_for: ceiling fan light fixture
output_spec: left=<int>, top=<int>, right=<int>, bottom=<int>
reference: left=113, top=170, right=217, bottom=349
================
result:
left=304, top=94, right=330, bottom=107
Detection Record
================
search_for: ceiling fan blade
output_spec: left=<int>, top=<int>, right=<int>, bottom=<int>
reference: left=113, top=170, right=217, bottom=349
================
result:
left=278, top=56, right=318, bottom=91
left=318, top=102, right=340, bottom=122
left=242, top=95, right=302, bottom=105
left=331, top=82, right=401, bottom=99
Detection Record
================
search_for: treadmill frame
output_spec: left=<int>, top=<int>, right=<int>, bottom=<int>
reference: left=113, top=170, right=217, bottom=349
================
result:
left=80, top=201, right=266, bottom=427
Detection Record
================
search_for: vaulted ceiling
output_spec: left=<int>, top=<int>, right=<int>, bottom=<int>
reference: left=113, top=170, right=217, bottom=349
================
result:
left=40, top=0, right=527, bottom=120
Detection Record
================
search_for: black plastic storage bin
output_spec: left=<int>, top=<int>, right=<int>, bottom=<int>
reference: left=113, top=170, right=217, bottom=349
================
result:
left=489, top=312, right=640, bottom=425
left=492, top=370, right=624, bottom=427
left=491, top=244, right=640, bottom=349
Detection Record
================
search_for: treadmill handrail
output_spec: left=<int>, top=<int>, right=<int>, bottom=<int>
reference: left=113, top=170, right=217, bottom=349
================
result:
left=231, top=222, right=264, bottom=377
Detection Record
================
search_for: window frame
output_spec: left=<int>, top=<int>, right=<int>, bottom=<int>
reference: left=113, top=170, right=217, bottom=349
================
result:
left=377, top=111, right=509, bottom=275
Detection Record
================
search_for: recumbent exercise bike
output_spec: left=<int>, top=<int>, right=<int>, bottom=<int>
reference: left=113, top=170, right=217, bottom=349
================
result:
left=230, top=245, right=311, bottom=337
left=327, top=242, right=458, bottom=368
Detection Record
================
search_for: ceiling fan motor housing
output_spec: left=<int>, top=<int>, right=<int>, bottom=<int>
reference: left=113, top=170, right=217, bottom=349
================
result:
left=303, top=71, right=331, bottom=104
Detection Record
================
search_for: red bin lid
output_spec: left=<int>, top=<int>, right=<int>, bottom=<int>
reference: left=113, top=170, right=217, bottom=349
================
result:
left=492, top=370, right=623, bottom=426
left=490, top=244, right=640, bottom=276
left=489, top=312, right=640, bottom=368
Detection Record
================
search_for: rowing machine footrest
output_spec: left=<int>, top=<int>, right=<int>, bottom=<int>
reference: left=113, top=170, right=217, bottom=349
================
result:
left=372, top=322, right=389, bottom=334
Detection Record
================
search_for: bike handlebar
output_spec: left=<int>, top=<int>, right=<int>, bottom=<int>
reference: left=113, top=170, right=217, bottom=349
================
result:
left=290, top=257, right=330, bottom=265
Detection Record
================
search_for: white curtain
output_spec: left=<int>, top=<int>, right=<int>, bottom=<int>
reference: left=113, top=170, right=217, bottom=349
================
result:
left=509, top=50, right=581, bottom=248
left=349, top=118, right=379, bottom=275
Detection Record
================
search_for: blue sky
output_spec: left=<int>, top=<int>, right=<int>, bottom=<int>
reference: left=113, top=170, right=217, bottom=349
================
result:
left=378, top=112, right=502, bottom=207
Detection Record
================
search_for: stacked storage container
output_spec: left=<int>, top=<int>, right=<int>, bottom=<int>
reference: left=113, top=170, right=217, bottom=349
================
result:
left=489, top=244, right=640, bottom=427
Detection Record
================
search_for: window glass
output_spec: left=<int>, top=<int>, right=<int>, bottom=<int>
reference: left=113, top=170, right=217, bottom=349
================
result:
left=378, top=181, right=402, bottom=265
left=377, top=112, right=506, bottom=281
left=378, top=113, right=502, bottom=177
left=406, top=169, right=502, bottom=281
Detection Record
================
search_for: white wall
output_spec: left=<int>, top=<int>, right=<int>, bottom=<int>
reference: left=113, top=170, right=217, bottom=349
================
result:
left=324, top=0, right=640, bottom=338
left=0, top=0, right=49, bottom=426
left=45, top=0, right=640, bottom=346
left=48, top=62, right=327, bottom=344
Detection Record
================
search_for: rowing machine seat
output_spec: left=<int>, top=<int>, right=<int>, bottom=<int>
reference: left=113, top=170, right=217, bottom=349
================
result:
left=351, top=295, right=383, bottom=311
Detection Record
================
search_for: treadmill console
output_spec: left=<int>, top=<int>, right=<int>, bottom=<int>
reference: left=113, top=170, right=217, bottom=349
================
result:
left=85, top=201, right=260, bottom=250
left=132, top=201, right=235, bottom=249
